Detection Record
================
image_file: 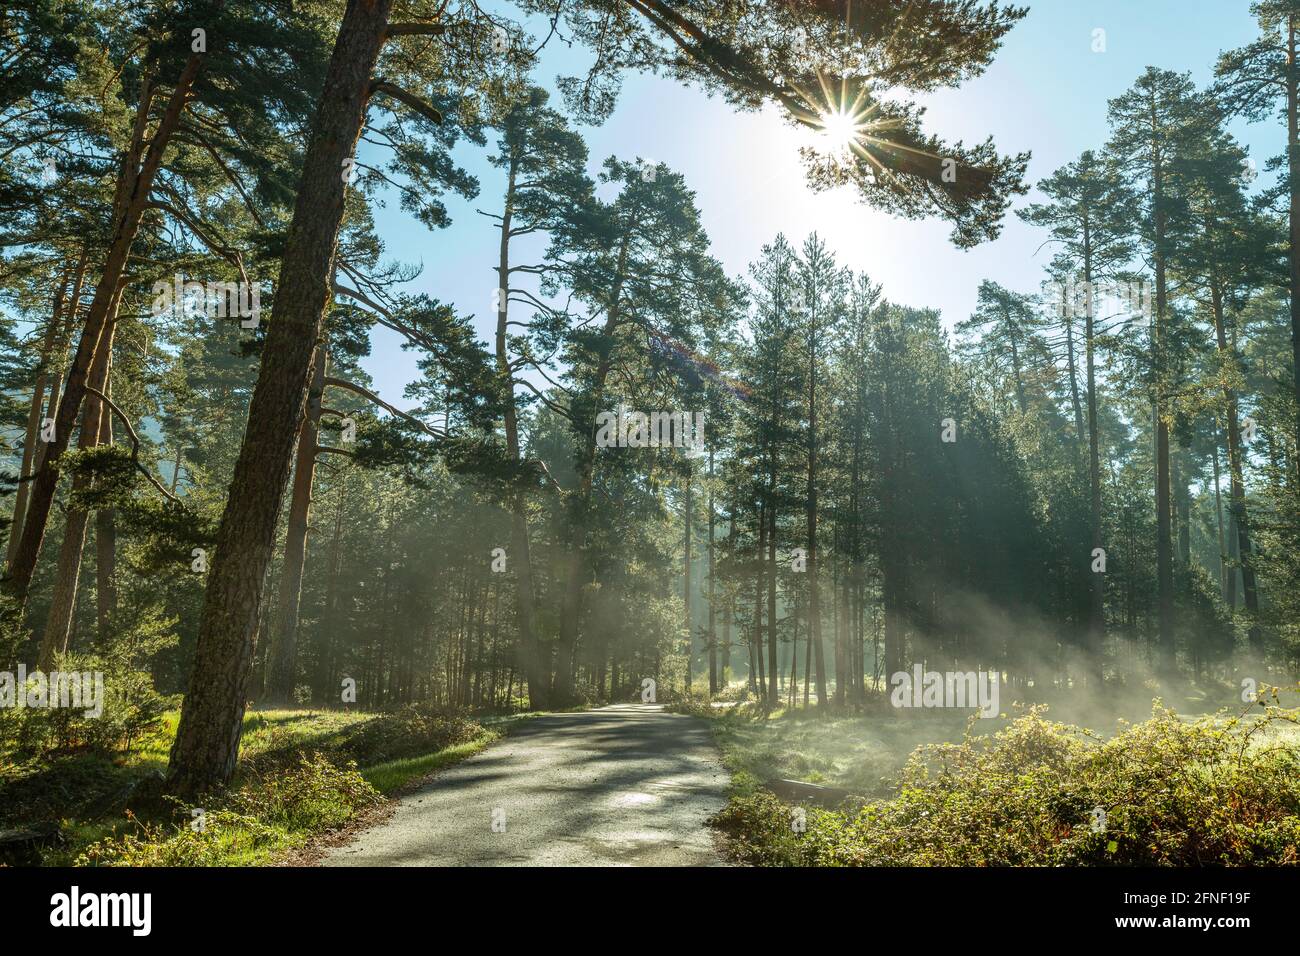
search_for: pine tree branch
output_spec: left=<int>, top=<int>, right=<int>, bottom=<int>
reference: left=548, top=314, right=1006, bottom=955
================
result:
left=369, top=81, right=443, bottom=124
left=84, top=387, right=179, bottom=503
left=324, top=376, right=446, bottom=438
left=386, top=23, right=446, bottom=38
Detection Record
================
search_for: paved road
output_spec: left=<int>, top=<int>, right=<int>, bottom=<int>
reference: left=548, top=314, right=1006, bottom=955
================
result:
left=324, top=704, right=729, bottom=866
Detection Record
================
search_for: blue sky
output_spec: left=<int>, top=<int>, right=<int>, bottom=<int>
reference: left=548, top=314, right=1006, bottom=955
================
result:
left=360, top=1, right=1274, bottom=403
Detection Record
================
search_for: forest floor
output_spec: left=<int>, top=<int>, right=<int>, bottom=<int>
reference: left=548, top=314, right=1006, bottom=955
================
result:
left=323, top=703, right=729, bottom=866
left=0, top=706, right=519, bottom=865
left=682, top=680, right=1300, bottom=865
left=693, top=679, right=1300, bottom=798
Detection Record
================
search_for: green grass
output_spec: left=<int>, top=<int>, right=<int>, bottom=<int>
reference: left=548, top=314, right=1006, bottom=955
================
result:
left=362, top=735, right=498, bottom=794
left=1, top=704, right=509, bottom=866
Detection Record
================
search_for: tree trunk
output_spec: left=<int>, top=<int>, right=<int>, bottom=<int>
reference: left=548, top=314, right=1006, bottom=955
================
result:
left=1153, top=168, right=1175, bottom=671
left=1210, top=284, right=1263, bottom=655
left=754, top=501, right=766, bottom=702
left=788, top=593, right=799, bottom=708
left=1083, top=233, right=1105, bottom=686
left=766, top=484, right=779, bottom=709
left=316, top=474, right=347, bottom=701
left=722, top=485, right=736, bottom=688
left=493, top=153, right=549, bottom=709
left=684, top=461, right=692, bottom=691
left=552, top=234, right=631, bottom=705
left=166, top=0, right=392, bottom=796
left=1287, top=17, right=1300, bottom=468
left=707, top=447, right=717, bottom=695
left=1063, top=295, right=1085, bottom=446
left=95, top=363, right=116, bottom=642
left=806, top=308, right=827, bottom=708
left=5, top=63, right=200, bottom=611
left=265, top=347, right=326, bottom=703
left=1212, top=430, right=1227, bottom=601
left=36, top=318, right=115, bottom=668
left=7, top=257, right=79, bottom=569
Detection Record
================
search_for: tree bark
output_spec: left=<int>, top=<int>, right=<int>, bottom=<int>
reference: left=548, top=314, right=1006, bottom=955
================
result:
left=684, top=461, right=692, bottom=692
left=754, top=501, right=766, bottom=701
left=1210, top=284, right=1262, bottom=655
left=806, top=298, right=827, bottom=708
left=265, top=347, right=326, bottom=703
left=1287, top=17, right=1300, bottom=469
left=493, top=150, right=548, bottom=708
left=766, top=477, right=779, bottom=709
left=166, top=0, right=393, bottom=796
left=1083, top=230, right=1105, bottom=686
left=7, top=257, right=78, bottom=569
left=706, top=446, right=717, bottom=695
left=552, top=232, right=631, bottom=705
left=722, top=485, right=736, bottom=687
left=37, top=316, right=115, bottom=668
left=1150, top=109, right=1175, bottom=671
left=4, top=63, right=198, bottom=611
left=94, top=358, right=117, bottom=642
left=1212, top=430, right=1227, bottom=601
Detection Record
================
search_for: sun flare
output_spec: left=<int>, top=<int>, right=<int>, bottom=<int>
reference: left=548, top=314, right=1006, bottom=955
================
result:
left=817, top=107, right=861, bottom=157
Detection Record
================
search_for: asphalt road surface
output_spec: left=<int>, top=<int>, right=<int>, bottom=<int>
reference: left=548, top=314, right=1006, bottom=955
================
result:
left=324, top=703, right=729, bottom=866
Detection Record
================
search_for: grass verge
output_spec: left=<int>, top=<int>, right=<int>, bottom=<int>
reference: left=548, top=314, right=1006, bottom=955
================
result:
left=1, top=704, right=509, bottom=866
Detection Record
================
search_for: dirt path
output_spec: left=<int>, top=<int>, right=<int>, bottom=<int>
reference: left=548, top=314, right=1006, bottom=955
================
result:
left=324, top=703, right=729, bottom=866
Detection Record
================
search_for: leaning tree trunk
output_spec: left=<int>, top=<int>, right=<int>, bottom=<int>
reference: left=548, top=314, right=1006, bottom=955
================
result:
left=36, top=318, right=116, bottom=669
left=265, top=347, right=326, bottom=704
left=166, top=0, right=393, bottom=797
left=95, top=336, right=118, bottom=642
left=4, top=63, right=200, bottom=612
left=7, top=257, right=80, bottom=569
left=95, top=390, right=117, bottom=643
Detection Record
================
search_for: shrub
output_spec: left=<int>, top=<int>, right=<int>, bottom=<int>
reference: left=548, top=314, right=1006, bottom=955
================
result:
left=335, top=703, right=485, bottom=765
left=232, top=753, right=382, bottom=831
left=0, top=652, right=170, bottom=760
left=663, top=690, right=714, bottom=717
left=76, top=752, right=382, bottom=866
left=76, top=808, right=278, bottom=867
left=712, top=703, right=1300, bottom=866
